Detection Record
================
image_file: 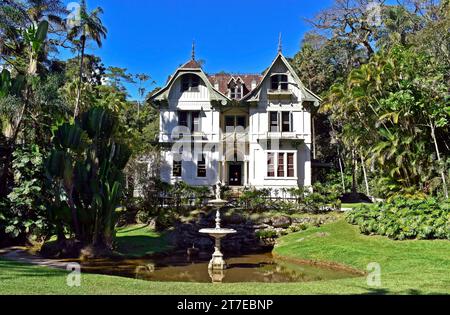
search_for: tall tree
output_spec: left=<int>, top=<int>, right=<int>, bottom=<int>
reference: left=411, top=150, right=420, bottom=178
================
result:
left=68, top=0, right=107, bottom=118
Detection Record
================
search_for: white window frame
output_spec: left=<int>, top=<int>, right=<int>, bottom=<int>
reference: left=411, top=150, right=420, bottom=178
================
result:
left=196, top=153, right=207, bottom=179
left=268, top=111, right=293, bottom=133
left=265, top=150, right=297, bottom=179
left=270, top=73, right=289, bottom=91
left=177, top=111, right=201, bottom=133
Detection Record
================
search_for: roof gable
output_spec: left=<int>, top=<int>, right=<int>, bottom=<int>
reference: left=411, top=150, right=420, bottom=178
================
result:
left=150, top=60, right=229, bottom=104
left=242, top=53, right=322, bottom=104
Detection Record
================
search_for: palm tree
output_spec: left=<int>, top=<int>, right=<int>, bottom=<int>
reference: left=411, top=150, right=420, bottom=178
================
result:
left=68, top=0, right=107, bottom=118
left=0, top=0, right=66, bottom=73
left=25, top=0, right=67, bottom=27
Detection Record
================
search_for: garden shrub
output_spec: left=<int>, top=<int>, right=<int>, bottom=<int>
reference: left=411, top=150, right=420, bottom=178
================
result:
left=347, top=198, right=450, bottom=240
left=256, top=229, right=278, bottom=240
left=238, top=188, right=274, bottom=212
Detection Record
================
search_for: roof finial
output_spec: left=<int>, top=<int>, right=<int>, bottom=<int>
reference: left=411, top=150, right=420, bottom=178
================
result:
left=278, top=33, right=282, bottom=54
left=191, top=40, right=195, bottom=60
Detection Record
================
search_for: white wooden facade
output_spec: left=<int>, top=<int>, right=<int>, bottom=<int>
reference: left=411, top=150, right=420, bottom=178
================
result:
left=151, top=52, right=321, bottom=191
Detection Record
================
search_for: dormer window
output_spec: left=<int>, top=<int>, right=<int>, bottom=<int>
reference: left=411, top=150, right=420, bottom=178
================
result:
left=181, top=74, right=200, bottom=92
left=228, top=78, right=244, bottom=100
left=271, top=74, right=289, bottom=91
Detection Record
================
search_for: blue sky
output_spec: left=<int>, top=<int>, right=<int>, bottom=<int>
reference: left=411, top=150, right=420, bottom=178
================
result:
left=61, top=0, right=335, bottom=99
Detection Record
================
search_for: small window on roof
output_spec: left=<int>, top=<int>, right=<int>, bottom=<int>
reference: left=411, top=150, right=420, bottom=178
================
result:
left=229, top=78, right=243, bottom=100
left=271, top=74, right=288, bottom=91
left=181, top=74, right=200, bottom=92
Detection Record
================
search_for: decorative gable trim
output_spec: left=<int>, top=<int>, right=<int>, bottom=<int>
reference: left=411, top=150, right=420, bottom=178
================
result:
left=241, top=53, right=322, bottom=106
left=150, top=65, right=230, bottom=106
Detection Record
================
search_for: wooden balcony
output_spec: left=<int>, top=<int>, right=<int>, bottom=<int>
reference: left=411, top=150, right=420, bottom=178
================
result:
left=267, top=88, right=294, bottom=99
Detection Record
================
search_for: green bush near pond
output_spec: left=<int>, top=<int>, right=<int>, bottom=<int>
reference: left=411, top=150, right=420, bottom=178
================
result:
left=347, top=198, right=450, bottom=240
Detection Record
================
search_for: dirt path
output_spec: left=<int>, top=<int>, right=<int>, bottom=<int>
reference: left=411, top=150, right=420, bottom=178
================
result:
left=0, top=247, right=72, bottom=270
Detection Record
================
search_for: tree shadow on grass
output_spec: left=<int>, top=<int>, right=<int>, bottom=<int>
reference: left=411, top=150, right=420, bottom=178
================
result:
left=359, top=286, right=446, bottom=295
left=360, top=287, right=391, bottom=295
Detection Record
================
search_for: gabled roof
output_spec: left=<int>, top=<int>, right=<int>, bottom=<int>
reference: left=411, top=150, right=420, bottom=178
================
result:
left=242, top=52, right=322, bottom=104
left=150, top=58, right=230, bottom=103
left=150, top=52, right=322, bottom=107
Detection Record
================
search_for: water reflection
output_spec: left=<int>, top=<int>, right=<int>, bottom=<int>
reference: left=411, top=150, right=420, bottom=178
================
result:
left=208, top=269, right=225, bottom=283
left=80, top=253, right=360, bottom=284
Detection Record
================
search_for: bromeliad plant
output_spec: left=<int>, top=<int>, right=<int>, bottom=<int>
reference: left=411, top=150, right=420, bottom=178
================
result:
left=46, top=107, right=131, bottom=250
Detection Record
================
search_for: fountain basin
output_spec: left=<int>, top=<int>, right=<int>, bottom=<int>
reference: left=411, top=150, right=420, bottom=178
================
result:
left=199, top=228, right=237, bottom=237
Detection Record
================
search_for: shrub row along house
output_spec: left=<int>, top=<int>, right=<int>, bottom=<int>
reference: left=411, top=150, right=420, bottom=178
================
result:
left=150, top=44, right=321, bottom=191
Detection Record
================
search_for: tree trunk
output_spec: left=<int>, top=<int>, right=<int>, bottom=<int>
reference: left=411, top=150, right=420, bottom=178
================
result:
left=74, top=36, right=86, bottom=119
left=1, top=84, right=31, bottom=198
left=430, top=121, right=449, bottom=199
left=0, top=145, right=13, bottom=198
left=351, top=149, right=357, bottom=195
left=67, top=185, right=81, bottom=241
left=337, top=146, right=346, bottom=192
left=360, top=151, right=371, bottom=197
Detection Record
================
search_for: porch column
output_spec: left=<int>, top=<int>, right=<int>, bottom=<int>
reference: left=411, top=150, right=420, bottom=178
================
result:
left=244, top=161, right=249, bottom=186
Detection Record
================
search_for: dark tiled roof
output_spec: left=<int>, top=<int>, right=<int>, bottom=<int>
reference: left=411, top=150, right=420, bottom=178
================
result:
left=207, top=73, right=263, bottom=96
left=181, top=59, right=202, bottom=69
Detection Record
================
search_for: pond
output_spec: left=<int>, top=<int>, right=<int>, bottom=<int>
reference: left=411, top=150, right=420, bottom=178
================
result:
left=79, top=253, right=360, bottom=283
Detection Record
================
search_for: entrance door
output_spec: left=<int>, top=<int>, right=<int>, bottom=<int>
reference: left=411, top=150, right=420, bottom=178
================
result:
left=229, top=164, right=242, bottom=186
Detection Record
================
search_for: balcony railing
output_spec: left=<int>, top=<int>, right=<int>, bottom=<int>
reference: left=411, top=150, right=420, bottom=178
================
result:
left=267, top=88, right=294, bottom=97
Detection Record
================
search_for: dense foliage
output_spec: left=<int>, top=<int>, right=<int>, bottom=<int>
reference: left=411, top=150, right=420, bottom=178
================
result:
left=45, top=107, right=131, bottom=248
left=1, top=0, right=449, bottom=249
left=293, top=0, right=450, bottom=200
left=0, top=0, right=157, bottom=250
left=347, top=198, right=450, bottom=240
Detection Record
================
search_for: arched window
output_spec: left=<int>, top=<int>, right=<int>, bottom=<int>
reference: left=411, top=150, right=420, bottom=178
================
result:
left=181, top=74, right=200, bottom=92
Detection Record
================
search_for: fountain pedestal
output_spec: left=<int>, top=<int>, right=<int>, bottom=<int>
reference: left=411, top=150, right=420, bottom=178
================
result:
left=209, top=236, right=226, bottom=270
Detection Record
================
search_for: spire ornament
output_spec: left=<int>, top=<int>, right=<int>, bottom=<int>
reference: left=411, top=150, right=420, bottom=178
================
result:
left=191, top=40, right=196, bottom=60
left=278, top=33, right=282, bottom=54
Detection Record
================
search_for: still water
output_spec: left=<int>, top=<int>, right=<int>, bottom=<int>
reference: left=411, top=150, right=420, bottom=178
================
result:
left=79, top=253, right=360, bottom=283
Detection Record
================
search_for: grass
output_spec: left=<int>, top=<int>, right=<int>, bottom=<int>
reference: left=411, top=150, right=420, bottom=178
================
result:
left=115, top=224, right=172, bottom=257
left=1, top=220, right=449, bottom=295
left=274, top=220, right=450, bottom=295
left=341, top=203, right=366, bottom=209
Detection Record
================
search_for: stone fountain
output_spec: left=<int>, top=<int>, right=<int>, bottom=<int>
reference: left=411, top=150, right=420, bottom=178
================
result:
left=199, top=184, right=236, bottom=270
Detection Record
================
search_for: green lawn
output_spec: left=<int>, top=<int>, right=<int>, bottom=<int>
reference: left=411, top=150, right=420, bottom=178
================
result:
left=341, top=203, right=366, bottom=209
left=1, top=220, right=449, bottom=295
left=115, top=224, right=172, bottom=257
left=274, top=220, right=450, bottom=295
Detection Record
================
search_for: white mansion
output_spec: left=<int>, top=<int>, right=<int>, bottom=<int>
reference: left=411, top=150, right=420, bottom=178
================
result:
left=151, top=47, right=321, bottom=191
